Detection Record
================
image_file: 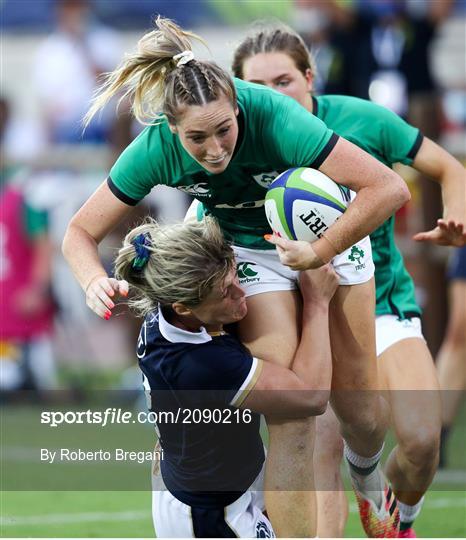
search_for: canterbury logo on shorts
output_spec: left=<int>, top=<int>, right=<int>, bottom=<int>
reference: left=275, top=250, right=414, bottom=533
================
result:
left=237, top=262, right=260, bottom=283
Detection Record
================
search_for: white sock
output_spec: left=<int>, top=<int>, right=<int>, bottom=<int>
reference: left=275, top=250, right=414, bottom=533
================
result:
left=398, top=497, right=424, bottom=524
left=344, top=441, right=384, bottom=470
left=344, top=442, right=386, bottom=510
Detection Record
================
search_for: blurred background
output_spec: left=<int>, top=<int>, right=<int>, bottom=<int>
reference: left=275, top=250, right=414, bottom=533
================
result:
left=1, top=0, right=465, bottom=537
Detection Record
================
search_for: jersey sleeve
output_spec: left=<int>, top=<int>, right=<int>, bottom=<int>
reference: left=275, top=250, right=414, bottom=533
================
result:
left=264, top=92, right=339, bottom=168
left=178, top=342, right=263, bottom=407
left=369, top=102, right=423, bottom=165
left=108, top=128, right=162, bottom=205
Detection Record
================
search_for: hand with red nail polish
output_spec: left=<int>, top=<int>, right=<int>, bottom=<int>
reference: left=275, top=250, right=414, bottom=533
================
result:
left=84, top=275, right=129, bottom=319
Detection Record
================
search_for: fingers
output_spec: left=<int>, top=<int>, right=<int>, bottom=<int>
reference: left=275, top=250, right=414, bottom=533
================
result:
left=412, top=229, right=435, bottom=242
left=117, top=280, right=129, bottom=297
left=86, top=280, right=114, bottom=319
left=438, top=219, right=465, bottom=235
left=264, top=233, right=291, bottom=250
left=85, top=277, right=129, bottom=319
left=265, top=234, right=324, bottom=269
left=264, top=233, right=297, bottom=266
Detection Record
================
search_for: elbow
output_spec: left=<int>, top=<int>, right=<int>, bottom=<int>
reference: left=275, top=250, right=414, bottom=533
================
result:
left=61, top=222, right=74, bottom=262
left=390, top=173, right=411, bottom=211
left=398, top=179, right=412, bottom=206
left=62, top=220, right=84, bottom=263
left=302, top=390, right=330, bottom=417
left=61, top=226, right=70, bottom=261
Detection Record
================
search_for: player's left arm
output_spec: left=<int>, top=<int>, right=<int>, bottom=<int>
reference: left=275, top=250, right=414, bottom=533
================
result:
left=411, top=137, right=466, bottom=247
left=268, top=96, right=411, bottom=268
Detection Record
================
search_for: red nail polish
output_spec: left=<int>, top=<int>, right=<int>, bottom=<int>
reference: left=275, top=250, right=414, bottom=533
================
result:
left=104, top=311, right=111, bottom=320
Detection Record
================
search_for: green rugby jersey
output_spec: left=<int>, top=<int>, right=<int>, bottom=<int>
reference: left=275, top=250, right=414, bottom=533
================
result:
left=108, top=78, right=338, bottom=250
left=313, top=95, right=424, bottom=318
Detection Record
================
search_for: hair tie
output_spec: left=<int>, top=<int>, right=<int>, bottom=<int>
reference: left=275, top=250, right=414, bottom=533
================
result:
left=173, top=50, right=195, bottom=67
left=131, top=233, right=152, bottom=271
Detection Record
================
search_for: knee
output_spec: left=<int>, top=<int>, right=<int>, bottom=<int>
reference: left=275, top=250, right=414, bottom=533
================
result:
left=400, top=427, right=440, bottom=469
left=338, top=407, right=381, bottom=440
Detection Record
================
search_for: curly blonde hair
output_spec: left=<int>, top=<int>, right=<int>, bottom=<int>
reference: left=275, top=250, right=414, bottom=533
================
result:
left=114, top=217, right=235, bottom=317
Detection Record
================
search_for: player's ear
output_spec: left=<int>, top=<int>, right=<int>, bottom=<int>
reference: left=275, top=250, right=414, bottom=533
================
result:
left=172, top=302, right=192, bottom=317
left=168, top=123, right=177, bottom=134
left=304, top=68, right=314, bottom=92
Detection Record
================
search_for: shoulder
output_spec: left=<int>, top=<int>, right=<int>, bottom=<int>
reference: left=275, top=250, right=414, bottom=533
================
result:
left=318, top=95, right=396, bottom=119
left=137, top=312, right=163, bottom=360
left=110, top=121, right=179, bottom=179
left=138, top=317, right=254, bottom=391
left=318, top=95, right=416, bottom=138
left=182, top=336, right=253, bottom=387
left=122, top=121, right=172, bottom=154
left=173, top=335, right=254, bottom=392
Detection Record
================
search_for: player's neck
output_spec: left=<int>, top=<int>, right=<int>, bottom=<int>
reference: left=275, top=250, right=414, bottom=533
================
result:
left=171, top=312, right=223, bottom=334
left=305, top=92, right=314, bottom=114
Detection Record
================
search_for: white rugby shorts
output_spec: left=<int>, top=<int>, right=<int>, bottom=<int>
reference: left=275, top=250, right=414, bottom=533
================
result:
left=375, top=315, right=425, bottom=356
left=234, top=237, right=374, bottom=297
left=151, top=463, right=275, bottom=538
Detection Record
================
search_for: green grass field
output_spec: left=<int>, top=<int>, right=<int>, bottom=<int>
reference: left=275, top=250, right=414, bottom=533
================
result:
left=2, top=488, right=465, bottom=537
left=2, top=401, right=465, bottom=538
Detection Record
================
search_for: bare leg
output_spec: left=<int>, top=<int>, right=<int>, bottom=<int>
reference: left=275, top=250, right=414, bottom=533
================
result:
left=239, top=290, right=318, bottom=537
left=437, top=281, right=466, bottom=428
left=330, top=279, right=387, bottom=455
left=329, top=279, right=400, bottom=537
left=266, top=417, right=317, bottom=537
left=314, top=406, right=348, bottom=537
left=379, top=338, right=441, bottom=507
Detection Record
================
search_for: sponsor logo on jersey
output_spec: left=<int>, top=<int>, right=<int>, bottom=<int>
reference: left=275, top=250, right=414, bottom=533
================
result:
left=214, top=199, right=265, bottom=209
left=237, top=262, right=260, bottom=283
left=299, top=209, right=328, bottom=238
left=348, top=245, right=366, bottom=270
left=256, top=519, right=274, bottom=538
left=252, top=170, right=280, bottom=188
left=177, top=183, right=211, bottom=197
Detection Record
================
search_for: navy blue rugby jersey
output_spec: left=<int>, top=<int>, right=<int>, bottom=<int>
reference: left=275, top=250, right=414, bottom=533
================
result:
left=138, top=307, right=265, bottom=509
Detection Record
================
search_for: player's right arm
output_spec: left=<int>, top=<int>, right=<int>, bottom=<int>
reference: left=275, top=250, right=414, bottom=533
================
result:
left=63, top=128, right=159, bottom=318
left=238, top=265, right=338, bottom=418
left=62, top=181, right=132, bottom=318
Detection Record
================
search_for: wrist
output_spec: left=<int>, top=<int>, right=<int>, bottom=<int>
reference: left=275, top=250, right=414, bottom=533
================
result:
left=84, top=272, right=107, bottom=293
left=311, top=234, right=338, bottom=264
left=302, top=298, right=330, bottom=316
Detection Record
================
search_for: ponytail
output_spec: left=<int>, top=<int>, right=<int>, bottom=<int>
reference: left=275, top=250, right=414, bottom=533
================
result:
left=84, top=16, right=236, bottom=127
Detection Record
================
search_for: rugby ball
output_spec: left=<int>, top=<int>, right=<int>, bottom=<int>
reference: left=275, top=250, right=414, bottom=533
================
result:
left=265, top=167, right=349, bottom=242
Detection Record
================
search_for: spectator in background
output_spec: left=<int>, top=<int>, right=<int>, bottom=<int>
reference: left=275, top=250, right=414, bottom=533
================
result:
left=0, top=97, right=57, bottom=393
left=294, top=0, right=453, bottom=126
left=33, top=0, right=122, bottom=145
